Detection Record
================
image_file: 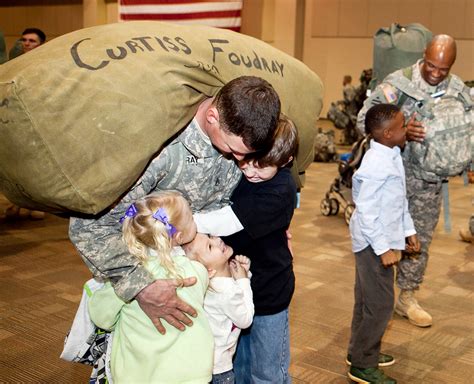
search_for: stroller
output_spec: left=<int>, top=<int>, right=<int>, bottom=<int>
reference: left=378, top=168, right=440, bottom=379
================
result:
left=320, top=135, right=370, bottom=225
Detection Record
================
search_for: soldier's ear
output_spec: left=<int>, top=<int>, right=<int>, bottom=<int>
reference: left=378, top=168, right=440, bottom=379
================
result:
left=206, top=106, right=219, bottom=125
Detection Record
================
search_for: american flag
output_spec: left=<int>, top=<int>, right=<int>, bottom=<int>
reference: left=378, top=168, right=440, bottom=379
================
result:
left=119, top=0, right=243, bottom=32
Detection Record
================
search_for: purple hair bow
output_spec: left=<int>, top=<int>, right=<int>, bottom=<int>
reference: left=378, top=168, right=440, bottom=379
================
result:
left=119, top=203, right=138, bottom=223
left=152, top=207, right=177, bottom=237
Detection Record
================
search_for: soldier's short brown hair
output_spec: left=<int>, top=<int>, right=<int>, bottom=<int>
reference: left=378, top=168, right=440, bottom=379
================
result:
left=213, top=76, right=281, bottom=152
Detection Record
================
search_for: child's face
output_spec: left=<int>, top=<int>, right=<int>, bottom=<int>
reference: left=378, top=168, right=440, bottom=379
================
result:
left=239, top=160, right=278, bottom=183
left=186, top=233, right=233, bottom=270
left=177, top=205, right=197, bottom=245
left=386, top=111, right=406, bottom=148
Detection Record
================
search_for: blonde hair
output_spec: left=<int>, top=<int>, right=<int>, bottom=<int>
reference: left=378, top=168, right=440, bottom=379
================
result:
left=121, top=191, right=191, bottom=279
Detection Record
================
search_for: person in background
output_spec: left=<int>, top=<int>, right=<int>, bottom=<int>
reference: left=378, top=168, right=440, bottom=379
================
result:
left=9, top=27, right=46, bottom=60
left=343, top=75, right=356, bottom=103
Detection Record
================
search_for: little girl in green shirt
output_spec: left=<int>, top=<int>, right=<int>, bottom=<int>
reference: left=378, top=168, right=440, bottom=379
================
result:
left=88, top=190, right=214, bottom=383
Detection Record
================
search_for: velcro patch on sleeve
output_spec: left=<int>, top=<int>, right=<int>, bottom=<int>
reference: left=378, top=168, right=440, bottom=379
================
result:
left=380, top=84, right=398, bottom=103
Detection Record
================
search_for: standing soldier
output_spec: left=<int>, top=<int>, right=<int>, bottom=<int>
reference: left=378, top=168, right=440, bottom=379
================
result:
left=356, top=35, right=472, bottom=327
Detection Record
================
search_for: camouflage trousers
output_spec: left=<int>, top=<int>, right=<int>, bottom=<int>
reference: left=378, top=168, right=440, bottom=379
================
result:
left=396, top=170, right=443, bottom=291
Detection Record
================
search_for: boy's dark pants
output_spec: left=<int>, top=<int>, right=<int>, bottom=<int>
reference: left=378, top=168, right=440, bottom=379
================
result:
left=348, top=245, right=394, bottom=368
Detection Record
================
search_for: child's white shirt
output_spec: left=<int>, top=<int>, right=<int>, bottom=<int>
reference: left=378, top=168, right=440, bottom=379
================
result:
left=204, top=276, right=254, bottom=374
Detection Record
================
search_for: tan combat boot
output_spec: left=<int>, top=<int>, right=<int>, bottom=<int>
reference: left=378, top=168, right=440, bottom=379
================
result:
left=395, top=289, right=432, bottom=327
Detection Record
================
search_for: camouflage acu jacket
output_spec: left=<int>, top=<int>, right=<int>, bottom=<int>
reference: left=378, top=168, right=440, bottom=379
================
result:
left=356, top=60, right=472, bottom=181
left=69, top=119, right=241, bottom=301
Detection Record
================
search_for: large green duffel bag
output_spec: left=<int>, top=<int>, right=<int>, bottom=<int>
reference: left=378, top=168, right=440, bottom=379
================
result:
left=370, top=22, right=432, bottom=89
left=0, top=21, right=323, bottom=214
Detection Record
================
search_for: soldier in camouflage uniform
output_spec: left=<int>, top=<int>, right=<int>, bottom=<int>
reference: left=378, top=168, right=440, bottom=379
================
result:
left=313, top=128, right=338, bottom=162
left=356, top=35, right=469, bottom=328
left=69, top=76, right=280, bottom=333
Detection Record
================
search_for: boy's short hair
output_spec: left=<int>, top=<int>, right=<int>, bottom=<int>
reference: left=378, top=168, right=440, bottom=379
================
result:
left=22, top=28, right=46, bottom=43
left=214, top=76, right=281, bottom=152
left=247, top=114, right=299, bottom=168
left=365, top=103, right=401, bottom=135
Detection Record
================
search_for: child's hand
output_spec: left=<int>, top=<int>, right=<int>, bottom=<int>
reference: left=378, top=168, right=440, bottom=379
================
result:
left=234, top=255, right=251, bottom=273
left=230, top=258, right=248, bottom=280
left=380, top=250, right=399, bottom=267
left=405, top=234, right=420, bottom=254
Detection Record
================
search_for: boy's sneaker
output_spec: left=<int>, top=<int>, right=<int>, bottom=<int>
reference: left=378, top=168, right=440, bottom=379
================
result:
left=346, top=353, right=395, bottom=367
left=348, top=366, right=397, bottom=383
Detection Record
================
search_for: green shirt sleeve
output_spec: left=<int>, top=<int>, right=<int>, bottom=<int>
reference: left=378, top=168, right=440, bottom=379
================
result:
left=88, top=282, right=125, bottom=331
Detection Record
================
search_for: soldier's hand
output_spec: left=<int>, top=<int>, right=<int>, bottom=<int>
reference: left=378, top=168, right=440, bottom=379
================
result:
left=406, top=114, right=425, bottom=142
left=405, top=234, right=421, bottom=253
left=136, top=278, right=197, bottom=335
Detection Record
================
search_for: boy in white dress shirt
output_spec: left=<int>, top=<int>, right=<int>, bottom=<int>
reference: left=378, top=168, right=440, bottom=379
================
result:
left=347, top=104, right=420, bottom=384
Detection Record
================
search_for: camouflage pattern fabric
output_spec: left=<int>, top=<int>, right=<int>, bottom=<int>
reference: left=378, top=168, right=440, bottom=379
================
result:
left=397, top=165, right=442, bottom=290
left=386, top=73, right=472, bottom=182
left=357, top=61, right=450, bottom=135
left=8, top=39, right=23, bottom=60
left=371, top=23, right=432, bottom=90
left=313, top=129, right=337, bottom=162
left=343, top=84, right=356, bottom=104
left=327, top=69, right=372, bottom=145
left=69, top=119, right=241, bottom=301
left=327, top=102, right=350, bottom=129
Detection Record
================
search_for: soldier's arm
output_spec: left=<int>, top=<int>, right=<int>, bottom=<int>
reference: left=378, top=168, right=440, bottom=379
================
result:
left=356, top=81, right=403, bottom=136
left=69, top=152, right=171, bottom=302
left=70, top=149, right=199, bottom=334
